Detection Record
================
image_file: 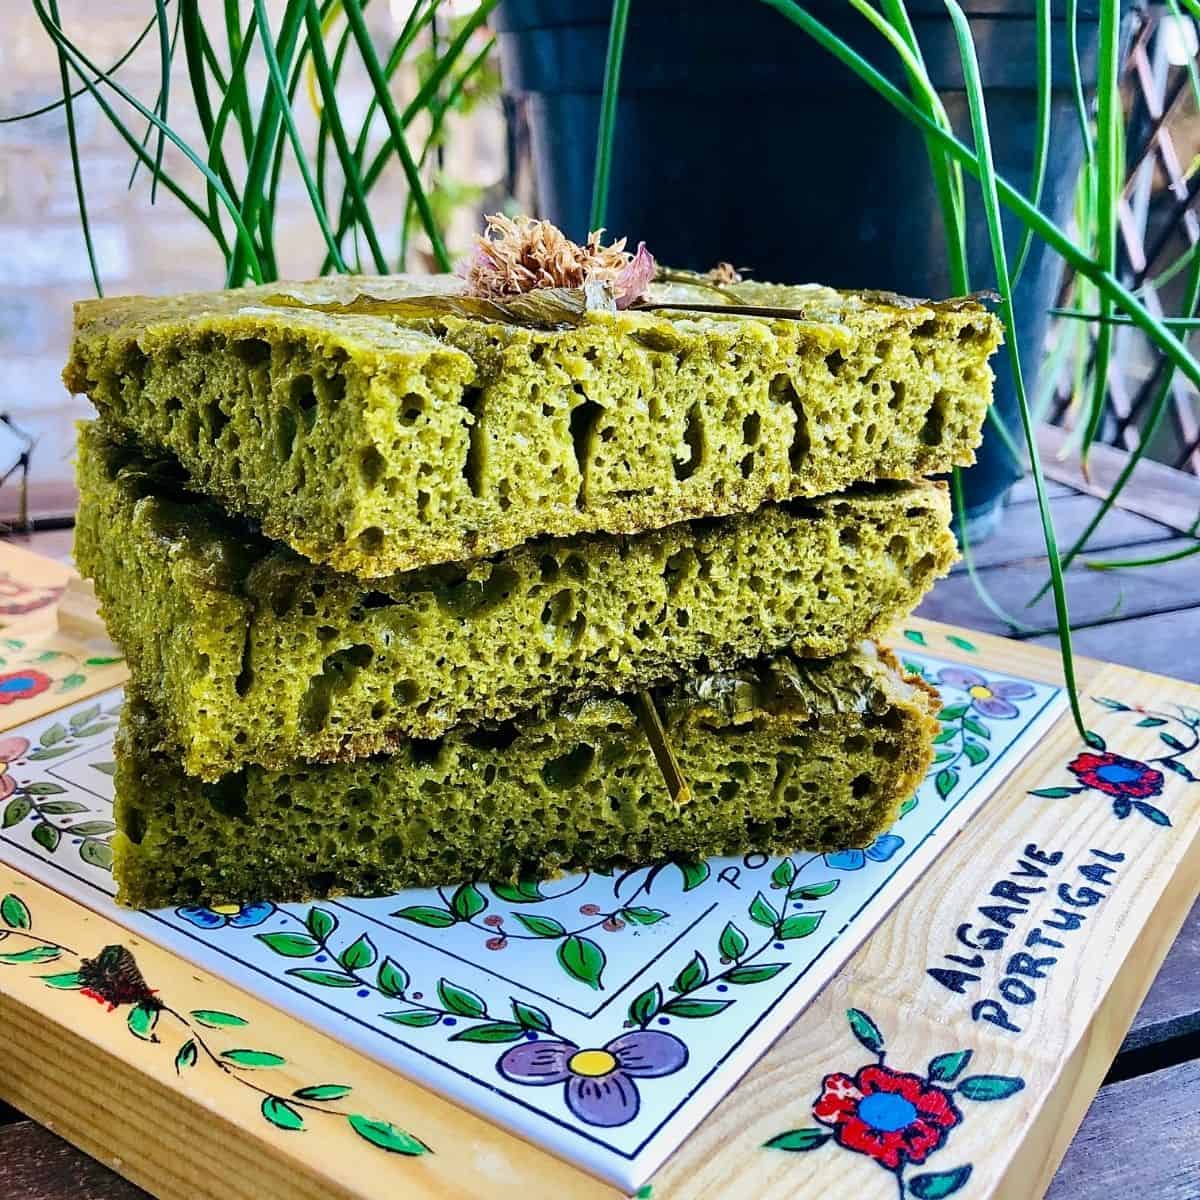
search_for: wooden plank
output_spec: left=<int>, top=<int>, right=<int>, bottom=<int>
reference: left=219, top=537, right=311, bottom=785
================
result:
left=951, top=493, right=1175, bottom=572
left=1044, top=1060, right=1200, bottom=1200
left=1120, top=898, right=1200, bottom=1053
left=920, top=538, right=1200, bottom=654
left=1038, top=422, right=1200, bottom=535
left=1007, top=477, right=1077, bottom=504
left=1028, top=608, right=1200, bottom=686
left=0, top=1120, right=147, bottom=1200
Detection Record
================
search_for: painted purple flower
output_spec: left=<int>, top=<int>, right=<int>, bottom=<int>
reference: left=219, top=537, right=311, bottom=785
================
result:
left=497, top=1029, right=687, bottom=1127
left=936, top=667, right=1034, bottom=720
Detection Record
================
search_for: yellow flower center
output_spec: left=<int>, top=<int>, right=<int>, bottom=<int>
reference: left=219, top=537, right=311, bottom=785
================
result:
left=211, top=903, right=242, bottom=916
left=0, top=762, right=9, bottom=776
left=968, top=685, right=994, bottom=700
left=568, top=1049, right=618, bottom=1078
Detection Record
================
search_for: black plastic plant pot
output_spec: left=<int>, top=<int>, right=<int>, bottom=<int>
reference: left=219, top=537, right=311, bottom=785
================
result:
left=495, top=0, right=1112, bottom=537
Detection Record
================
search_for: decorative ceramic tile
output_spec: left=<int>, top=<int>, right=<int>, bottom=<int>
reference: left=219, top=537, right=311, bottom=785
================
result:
left=0, top=648, right=1063, bottom=1191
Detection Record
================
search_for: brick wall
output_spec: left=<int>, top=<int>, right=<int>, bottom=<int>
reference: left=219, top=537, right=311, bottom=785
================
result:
left=0, top=1, right=504, bottom=522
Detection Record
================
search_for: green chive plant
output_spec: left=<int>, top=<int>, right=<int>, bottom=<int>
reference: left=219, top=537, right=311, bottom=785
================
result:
left=11, top=1, right=1200, bottom=741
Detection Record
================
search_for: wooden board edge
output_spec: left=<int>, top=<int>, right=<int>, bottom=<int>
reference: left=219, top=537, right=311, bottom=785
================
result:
left=0, top=865, right=614, bottom=1200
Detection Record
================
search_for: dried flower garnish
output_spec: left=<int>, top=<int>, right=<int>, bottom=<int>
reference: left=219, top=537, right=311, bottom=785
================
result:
left=459, top=214, right=655, bottom=309
left=707, top=261, right=743, bottom=285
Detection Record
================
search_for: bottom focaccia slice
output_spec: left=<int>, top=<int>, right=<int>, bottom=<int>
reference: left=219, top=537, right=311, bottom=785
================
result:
left=112, top=643, right=939, bottom=908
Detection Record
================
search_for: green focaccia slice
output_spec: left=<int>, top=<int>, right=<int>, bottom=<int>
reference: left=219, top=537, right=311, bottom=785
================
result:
left=74, top=422, right=956, bottom=780
left=112, top=642, right=940, bottom=907
left=65, top=273, right=998, bottom=578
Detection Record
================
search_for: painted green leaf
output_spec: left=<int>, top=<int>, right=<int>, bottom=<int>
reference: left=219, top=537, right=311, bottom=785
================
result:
left=32, top=822, right=60, bottom=852
left=391, top=905, right=456, bottom=928
left=718, top=922, right=748, bottom=961
left=902, top=659, right=926, bottom=677
left=956, top=1074, right=1025, bottom=1101
left=663, top=998, right=732, bottom=1018
left=127, top=1002, right=160, bottom=1042
left=789, top=879, right=839, bottom=901
left=84, top=656, right=123, bottom=666
left=346, top=1114, right=429, bottom=1156
left=80, top=840, right=114, bottom=871
left=294, top=1084, right=352, bottom=1101
left=963, top=741, right=989, bottom=767
left=946, top=635, right=978, bottom=653
left=0, top=945, right=59, bottom=964
left=377, top=958, right=409, bottom=999
left=449, top=1021, right=525, bottom=1043
left=59, top=673, right=86, bottom=691
left=936, top=768, right=959, bottom=799
left=40, top=723, right=67, bottom=748
left=725, top=962, right=786, bottom=985
left=37, top=800, right=86, bottom=813
left=939, top=704, right=969, bottom=721
left=23, top=783, right=67, bottom=797
left=175, top=1039, right=198, bottom=1073
left=1136, top=717, right=1167, bottom=727
left=189, top=1010, right=248, bottom=1029
left=676, top=860, right=710, bottom=891
left=306, top=906, right=337, bottom=940
left=908, top=1165, right=973, bottom=1198
left=933, top=728, right=957, bottom=745
left=763, top=1127, right=832, bottom=1152
left=634, top=1187, right=654, bottom=1199
left=221, top=1049, right=287, bottom=1068
left=1, top=893, right=31, bottom=929
left=628, top=984, right=663, bottom=1025
left=557, top=935, right=605, bottom=990
left=1163, top=759, right=1197, bottom=781
left=777, top=912, right=824, bottom=940
left=339, top=933, right=377, bottom=972
left=672, top=952, right=708, bottom=994
left=511, top=999, right=552, bottom=1032
left=0, top=638, right=21, bottom=650
left=904, top=629, right=928, bottom=646
left=621, top=906, right=668, bottom=926
left=899, top=795, right=919, bottom=817
left=382, top=1009, right=441, bottom=1027
left=36, top=650, right=63, bottom=663
left=928, top=1049, right=973, bottom=1082
left=256, top=931, right=320, bottom=958
left=66, top=820, right=116, bottom=836
left=91, top=761, right=117, bottom=777
left=40, top=970, right=83, bottom=989
left=963, top=716, right=990, bottom=740
left=2, top=797, right=30, bottom=827
left=261, top=1095, right=305, bottom=1131
left=287, top=969, right=359, bottom=988
left=450, top=882, right=487, bottom=921
left=437, top=978, right=487, bottom=1017
left=1088, top=732, right=1107, bottom=751
left=489, top=879, right=544, bottom=904
left=847, top=1008, right=885, bottom=1054
left=72, top=722, right=115, bottom=739
left=1029, top=787, right=1083, bottom=799
left=1160, top=732, right=1187, bottom=752
left=1134, top=801, right=1171, bottom=827
left=513, top=913, right=566, bottom=938
left=1094, top=697, right=1128, bottom=711
left=749, top=892, right=779, bottom=928
left=770, top=858, right=796, bottom=889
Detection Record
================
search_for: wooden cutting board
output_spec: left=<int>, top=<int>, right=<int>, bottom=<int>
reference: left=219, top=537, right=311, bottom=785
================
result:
left=0, top=542, right=1197, bottom=1200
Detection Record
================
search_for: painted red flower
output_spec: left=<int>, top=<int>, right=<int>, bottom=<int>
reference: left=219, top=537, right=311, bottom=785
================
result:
left=0, top=669, right=51, bottom=706
left=813, top=1064, right=961, bottom=1169
left=1068, top=751, right=1164, bottom=800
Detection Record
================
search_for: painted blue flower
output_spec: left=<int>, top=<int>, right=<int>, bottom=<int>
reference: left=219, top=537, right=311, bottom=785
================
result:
left=175, top=901, right=276, bottom=929
left=824, top=835, right=904, bottom=872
